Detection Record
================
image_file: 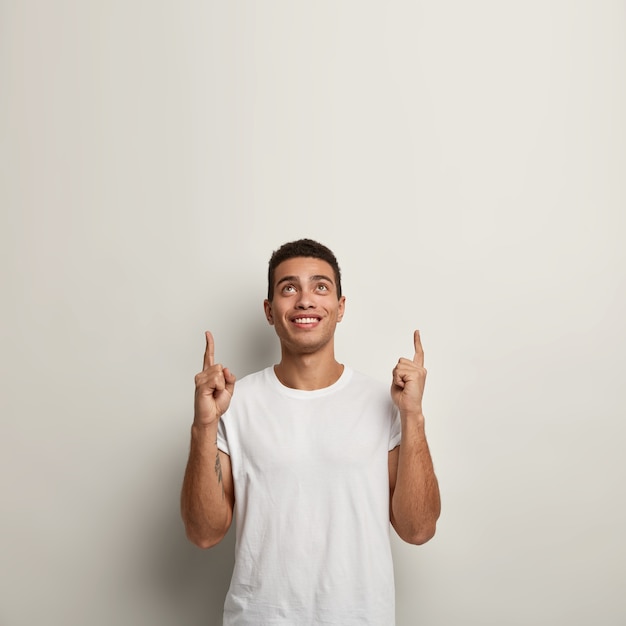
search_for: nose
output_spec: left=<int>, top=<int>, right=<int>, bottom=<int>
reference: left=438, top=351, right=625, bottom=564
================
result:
left=295, top=292, right=315, bottom=309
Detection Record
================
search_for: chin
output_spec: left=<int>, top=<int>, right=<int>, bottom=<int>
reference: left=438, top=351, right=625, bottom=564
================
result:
left=297, top=336, right=333, bottom=354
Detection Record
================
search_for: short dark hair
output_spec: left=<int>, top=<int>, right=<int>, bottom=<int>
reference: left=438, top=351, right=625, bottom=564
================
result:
left=267, top=238, right=342, bottom=301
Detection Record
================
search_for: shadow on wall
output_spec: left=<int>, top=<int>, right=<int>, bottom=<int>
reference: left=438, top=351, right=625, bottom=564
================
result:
left=115, top=444, right=235, bottom=626
left=228, top=312, right=280, bottom=378
left=150, top=319, right=275, bottom=624
left=152, top=513, right=235, bottom=625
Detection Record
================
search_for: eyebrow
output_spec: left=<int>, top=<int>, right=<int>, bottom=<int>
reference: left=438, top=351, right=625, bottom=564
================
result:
left=276, top=274, right=335, bottom=287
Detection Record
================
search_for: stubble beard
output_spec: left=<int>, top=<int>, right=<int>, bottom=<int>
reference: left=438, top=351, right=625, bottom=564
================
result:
left=277, top=322, right=337, bottom=357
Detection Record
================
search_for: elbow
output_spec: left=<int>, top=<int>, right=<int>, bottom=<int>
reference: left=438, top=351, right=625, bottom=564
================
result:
left=185, top=528, right=227, bottom=550
left=396, top=520, right=437, bottom=546
left=405, top=523, right=437, bottom=546
left=190, top=535, right=222, bottom=550
left=183, top=518, right=230, bottom=550
left=181, top=504, right=232, bottom=549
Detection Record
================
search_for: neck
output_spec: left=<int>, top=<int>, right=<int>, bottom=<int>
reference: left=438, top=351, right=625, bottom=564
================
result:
left=274, top=349, right=344, bottom=391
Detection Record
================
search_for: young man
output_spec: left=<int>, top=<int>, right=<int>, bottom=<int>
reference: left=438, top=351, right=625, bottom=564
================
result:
left=181, top=238, right=440, bottom=625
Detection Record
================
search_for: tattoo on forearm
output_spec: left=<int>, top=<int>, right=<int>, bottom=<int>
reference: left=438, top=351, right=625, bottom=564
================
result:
left=214, top=448, right=224, bottom=498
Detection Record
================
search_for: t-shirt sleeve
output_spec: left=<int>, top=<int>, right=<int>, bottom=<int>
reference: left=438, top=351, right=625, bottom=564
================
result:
left=389, top=405, right=401, bottom=451
left=216, top=414, right=230, bottom=455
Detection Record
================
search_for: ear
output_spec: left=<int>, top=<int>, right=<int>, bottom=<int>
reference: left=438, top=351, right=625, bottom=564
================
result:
left=263, top=299, right=274, bottom=325
left=337, top=296, right=346, bottom=322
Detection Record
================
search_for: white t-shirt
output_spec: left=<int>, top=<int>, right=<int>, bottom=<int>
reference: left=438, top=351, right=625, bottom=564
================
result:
left=217, top=365, right=402, bottom=626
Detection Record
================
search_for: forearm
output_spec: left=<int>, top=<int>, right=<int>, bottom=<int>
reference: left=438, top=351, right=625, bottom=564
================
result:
left=181, top=423, right=232, bottom=548
left=391, top=414, right=441, bottom=545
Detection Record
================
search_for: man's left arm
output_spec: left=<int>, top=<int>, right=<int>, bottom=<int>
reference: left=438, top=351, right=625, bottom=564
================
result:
left=388, top=330, right=441, bottom=545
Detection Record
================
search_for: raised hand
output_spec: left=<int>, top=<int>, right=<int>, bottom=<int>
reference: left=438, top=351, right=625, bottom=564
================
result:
left=391, top=330, right=427, bottom=418
left=193, top=331, right=236, bottom=426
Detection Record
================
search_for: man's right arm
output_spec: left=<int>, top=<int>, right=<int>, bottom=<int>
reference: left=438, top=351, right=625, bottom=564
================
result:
left=181, top=424, right=234, bottom=548
left=180, top=331, right=236, bottom=549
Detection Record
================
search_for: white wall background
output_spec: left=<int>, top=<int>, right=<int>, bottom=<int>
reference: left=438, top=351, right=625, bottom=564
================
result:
left=1, top=2, right=625, bottom=625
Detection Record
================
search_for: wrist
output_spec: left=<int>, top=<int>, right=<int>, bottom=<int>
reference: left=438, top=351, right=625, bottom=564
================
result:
left=191, top=421, right=219, bottom=440
left=400, top=408, right=425, bottom=422
left=400, top=411, right=426, bottom=432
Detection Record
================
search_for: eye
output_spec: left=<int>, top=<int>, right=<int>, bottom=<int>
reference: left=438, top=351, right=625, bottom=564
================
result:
left=316, top=283, right=329, bottom=292
left=282, top=284, right=297, bottom=293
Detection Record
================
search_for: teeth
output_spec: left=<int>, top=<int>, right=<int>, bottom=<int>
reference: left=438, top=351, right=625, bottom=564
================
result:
left=294, top=318, right=318, bottom=324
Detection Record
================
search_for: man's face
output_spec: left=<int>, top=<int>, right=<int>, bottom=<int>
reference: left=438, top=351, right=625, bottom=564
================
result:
left=264, top=256, right=345, bottom=355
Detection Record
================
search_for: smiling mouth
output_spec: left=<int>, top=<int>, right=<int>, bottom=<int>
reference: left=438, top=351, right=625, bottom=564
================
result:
left=292, top=317, right=320, bottom=324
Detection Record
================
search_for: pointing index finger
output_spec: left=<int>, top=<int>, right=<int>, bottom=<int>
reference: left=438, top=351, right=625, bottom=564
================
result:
left=203, top=331, right=215, bottom=370
left=413, top=329, right=424, bottom=367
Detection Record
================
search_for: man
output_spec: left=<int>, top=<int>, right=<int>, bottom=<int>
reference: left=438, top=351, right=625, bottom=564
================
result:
left=181, top=238, right=440, bottom=625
